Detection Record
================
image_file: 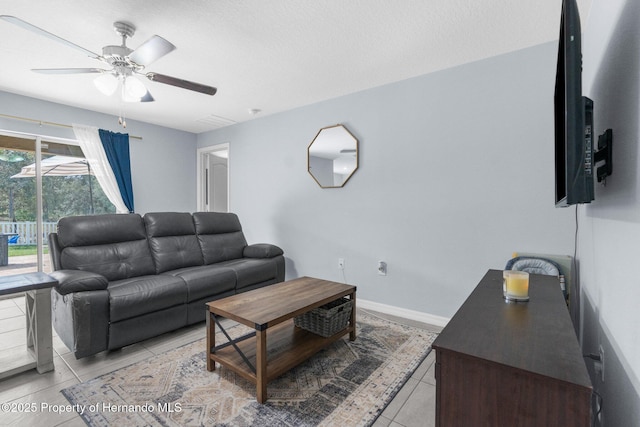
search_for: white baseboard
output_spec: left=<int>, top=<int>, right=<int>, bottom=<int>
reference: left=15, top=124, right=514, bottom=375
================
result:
left=358, top=298, right=450, bottom=328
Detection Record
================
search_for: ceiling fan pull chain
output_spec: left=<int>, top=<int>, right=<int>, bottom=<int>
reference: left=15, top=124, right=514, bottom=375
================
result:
left=117, top=100, right=127, bottom=128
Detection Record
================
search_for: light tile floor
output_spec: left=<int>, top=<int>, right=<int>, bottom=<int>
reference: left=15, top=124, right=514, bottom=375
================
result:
left=0, top=294, right=441, bottom=426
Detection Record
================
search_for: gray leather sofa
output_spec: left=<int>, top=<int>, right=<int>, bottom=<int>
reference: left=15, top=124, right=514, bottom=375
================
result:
left=48, top=211, right=285, bottom=359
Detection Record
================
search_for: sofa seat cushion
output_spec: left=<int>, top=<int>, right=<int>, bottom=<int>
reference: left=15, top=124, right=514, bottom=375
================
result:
left=163, top=265, right=237, bottom=302
left=108, top=275, right=187, bottom=322
left=217, top=258, right=279, bottom=290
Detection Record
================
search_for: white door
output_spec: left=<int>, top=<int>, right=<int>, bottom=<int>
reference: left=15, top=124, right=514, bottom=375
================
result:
left=197, top=144, right=229, bottom=212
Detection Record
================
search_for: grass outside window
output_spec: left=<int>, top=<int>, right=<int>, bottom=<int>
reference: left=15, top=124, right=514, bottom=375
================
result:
left=8, top=245, right=48, bottom=257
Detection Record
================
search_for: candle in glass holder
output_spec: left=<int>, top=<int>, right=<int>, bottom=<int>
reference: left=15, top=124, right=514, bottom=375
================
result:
left=503, top=270, right=530, bottom=302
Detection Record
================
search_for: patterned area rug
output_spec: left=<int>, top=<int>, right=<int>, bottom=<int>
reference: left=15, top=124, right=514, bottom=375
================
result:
left=62, top=311, right=438, bottom=427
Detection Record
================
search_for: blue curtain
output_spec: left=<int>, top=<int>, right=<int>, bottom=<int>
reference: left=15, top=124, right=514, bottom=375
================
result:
left=98, top=129, right=134, bottom=212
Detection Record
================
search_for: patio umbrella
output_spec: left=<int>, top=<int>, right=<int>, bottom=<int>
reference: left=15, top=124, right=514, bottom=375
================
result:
left=11, top=156, right=92, bottom=177
left=11, top=155, right=95, bottom=213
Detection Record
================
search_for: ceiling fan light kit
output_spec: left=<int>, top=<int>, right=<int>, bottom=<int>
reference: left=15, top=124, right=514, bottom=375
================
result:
left=123, top=75, right=147, bottom=100
left=94, top=73, right=118, bottom=96
left=0, top=15, right=217, bottom=126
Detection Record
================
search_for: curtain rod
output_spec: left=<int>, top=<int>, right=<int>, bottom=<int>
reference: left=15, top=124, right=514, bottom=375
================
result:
left=0, top=113, right=142, bottom=140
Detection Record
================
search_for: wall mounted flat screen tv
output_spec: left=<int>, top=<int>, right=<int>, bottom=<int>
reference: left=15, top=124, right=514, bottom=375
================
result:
left=554, top=0, right=594, bottom=207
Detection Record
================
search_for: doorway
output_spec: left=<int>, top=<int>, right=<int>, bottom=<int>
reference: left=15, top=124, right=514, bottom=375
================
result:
left=197, top=144, right=229, bottom=212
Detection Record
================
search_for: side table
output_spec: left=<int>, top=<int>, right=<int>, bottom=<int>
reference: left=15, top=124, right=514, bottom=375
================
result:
left=0, top=272, right=57, bottom=379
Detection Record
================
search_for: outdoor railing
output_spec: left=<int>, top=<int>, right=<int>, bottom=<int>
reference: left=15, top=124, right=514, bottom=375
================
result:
left=0, top=222, right=57, bottom=245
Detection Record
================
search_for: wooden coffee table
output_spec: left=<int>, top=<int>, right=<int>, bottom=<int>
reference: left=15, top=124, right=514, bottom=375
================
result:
left=206, top=276, right=356, bottom=403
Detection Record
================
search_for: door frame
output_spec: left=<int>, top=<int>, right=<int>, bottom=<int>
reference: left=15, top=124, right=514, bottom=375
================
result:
left=196, top=143, right=229, bottom=212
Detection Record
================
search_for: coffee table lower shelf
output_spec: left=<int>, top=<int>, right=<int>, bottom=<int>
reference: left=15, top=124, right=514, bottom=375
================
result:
left=207, top=318, right=354, bottom=401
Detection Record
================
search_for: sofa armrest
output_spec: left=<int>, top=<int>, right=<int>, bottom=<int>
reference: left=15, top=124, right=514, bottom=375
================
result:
left=49, top=270, right=109, bottom=295
left=243, top=243, right=284, bottom=259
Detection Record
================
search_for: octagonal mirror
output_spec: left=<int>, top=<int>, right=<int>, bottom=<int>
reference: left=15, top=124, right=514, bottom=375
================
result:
left=308, top=124, right=359, bottom=188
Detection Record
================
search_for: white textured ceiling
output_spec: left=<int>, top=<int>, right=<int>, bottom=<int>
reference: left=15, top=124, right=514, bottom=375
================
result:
left=0, top=0, right=592, bottom=134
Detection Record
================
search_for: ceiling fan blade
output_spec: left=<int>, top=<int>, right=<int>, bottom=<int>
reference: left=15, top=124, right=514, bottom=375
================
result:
left=32, top=68, right=105, bottom=74
left=129, top=35, right=176, bottom=66
left=145, top=72, right=217, bottom=96
left=0, top=15, right=100, bottom=59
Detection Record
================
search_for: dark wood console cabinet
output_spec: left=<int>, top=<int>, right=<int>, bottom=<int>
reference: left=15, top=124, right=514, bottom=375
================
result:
left=432, top=269, right=592, bottom=427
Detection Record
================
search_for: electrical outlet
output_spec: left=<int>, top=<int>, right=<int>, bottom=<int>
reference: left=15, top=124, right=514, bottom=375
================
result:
left=338, top=258, right=345, bottom=269
left=377, top=261, right=387, bottom=276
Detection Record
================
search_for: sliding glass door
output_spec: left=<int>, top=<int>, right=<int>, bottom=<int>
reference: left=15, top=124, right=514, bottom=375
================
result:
left=0, top=131, right=114, bottom=276
left=0, top=135, right=37, bottom=275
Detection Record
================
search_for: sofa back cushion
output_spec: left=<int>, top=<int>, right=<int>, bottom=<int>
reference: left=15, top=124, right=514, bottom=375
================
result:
left=144, top=212, right=204, bottom=273
left=193, top=212, right=248, bottom=264
left=56, top=214, right=156, bottom=281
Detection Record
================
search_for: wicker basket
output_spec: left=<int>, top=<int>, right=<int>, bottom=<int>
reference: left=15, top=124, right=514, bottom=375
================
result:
left=294, top=297, right=353, bottom=337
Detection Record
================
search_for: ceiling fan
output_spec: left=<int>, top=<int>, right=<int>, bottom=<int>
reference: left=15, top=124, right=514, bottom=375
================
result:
left=0, top=15, right=217, bottom=105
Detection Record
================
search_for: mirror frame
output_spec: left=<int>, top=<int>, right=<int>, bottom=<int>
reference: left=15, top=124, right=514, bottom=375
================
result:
left=307, top=124, right=359, bottom=188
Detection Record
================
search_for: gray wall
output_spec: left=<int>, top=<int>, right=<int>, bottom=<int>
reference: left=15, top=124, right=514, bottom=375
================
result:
left=0, top=91, right=197, bottom=214
left=581, top=0, right=640, bottom=425
left=198, top=42, right=577, bottom=319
